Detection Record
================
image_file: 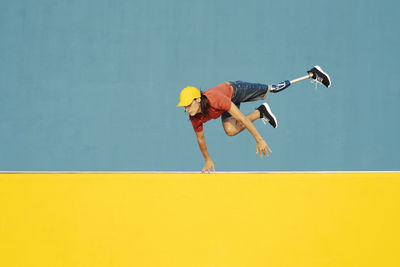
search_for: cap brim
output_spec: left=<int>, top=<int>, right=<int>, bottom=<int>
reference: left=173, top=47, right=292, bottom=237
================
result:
left=176, top=100, right=192, bottom=107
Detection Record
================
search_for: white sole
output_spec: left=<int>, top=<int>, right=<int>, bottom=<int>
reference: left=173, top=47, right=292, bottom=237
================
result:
left=263, top=103, right=278, bottom=128
left=314, top=65, right=331, bottom=88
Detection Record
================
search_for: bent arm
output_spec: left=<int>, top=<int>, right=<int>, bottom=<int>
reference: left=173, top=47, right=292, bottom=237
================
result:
left=196, top=130, right=215, bottom=172
left=227, top=102, right=263, bottom=142
left=195, top=130, right=211, bottom=161
left=227, top=102, right=271, bottom=158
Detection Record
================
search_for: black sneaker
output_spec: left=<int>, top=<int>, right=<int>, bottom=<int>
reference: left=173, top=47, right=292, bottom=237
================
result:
left=257, top=103, right=278, bottom=128
left=307, top=66, right=331, bottom=88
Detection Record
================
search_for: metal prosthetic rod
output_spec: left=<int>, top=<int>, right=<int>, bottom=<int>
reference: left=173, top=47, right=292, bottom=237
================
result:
left=290, top=73, right=312, bottom=85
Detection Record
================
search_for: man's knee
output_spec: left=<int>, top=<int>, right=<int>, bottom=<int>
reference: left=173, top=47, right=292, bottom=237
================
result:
left=223, top=122, right=238, bottom=136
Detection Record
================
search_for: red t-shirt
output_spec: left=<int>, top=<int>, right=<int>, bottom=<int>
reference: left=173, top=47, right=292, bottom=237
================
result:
left=190, top=83, right=233, bottom=132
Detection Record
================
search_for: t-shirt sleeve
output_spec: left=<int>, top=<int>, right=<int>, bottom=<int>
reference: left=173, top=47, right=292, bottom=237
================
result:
left=191, top=118, right=203, bottom=133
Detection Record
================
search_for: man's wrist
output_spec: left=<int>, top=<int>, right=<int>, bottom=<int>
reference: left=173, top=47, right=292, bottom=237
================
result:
left=255, top=136, right=264, bottom=143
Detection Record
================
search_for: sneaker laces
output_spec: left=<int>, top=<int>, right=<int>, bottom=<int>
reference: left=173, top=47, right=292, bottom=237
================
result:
left=261, top=117, right=269, bottom=125
left=311, top=76, right=323, bottom=89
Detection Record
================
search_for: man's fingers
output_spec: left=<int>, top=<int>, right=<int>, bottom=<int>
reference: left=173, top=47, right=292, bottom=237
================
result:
left=202, top=163, right=215, bottom=174
left=257, top=145, right=272, bottom=158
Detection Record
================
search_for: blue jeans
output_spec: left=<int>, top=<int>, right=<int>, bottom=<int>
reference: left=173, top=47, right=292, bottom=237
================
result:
left=221, top=81, right=269, bottom=122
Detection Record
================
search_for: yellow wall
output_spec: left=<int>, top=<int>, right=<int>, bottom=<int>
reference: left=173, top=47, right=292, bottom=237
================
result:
left=0, top=172, right=399, bottom=267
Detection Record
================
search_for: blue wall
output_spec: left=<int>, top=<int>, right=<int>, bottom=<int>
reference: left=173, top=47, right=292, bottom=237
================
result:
left=1, top=0, right=399, bottom=171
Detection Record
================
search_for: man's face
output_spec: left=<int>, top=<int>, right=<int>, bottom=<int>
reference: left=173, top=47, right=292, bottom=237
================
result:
left=185, top=98, right=201, bottom=116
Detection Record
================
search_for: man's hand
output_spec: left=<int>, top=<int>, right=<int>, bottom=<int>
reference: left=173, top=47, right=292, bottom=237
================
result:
left=202, top=159, right=215, bottom=173
left=256, top=139, right=272, bottom=158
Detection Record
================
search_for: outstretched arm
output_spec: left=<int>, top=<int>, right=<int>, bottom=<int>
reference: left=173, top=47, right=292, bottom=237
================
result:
left=227, top=102, right=272, bottom=158
left=195, top=130, right=215, bottom=173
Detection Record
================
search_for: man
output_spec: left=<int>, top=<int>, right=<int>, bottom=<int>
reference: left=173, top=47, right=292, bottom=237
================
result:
left=177, top=66, right=331, bottom=173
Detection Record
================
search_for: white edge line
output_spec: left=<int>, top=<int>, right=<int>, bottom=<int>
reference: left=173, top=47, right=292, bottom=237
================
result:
left=0, top=171, right=399, bottom=174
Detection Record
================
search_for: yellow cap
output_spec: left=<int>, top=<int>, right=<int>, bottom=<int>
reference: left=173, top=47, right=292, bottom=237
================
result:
left=177, top=86, right=201, bottom=107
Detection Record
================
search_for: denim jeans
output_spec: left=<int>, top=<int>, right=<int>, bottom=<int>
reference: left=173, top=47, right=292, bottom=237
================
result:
left=221, top=81, right=269, bottom=122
